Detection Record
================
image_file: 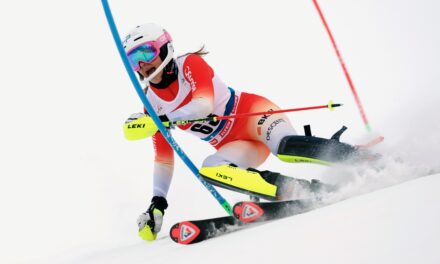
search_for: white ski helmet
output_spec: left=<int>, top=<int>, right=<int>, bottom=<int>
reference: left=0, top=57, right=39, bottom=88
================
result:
left=123, top=23, right=174, bottom=83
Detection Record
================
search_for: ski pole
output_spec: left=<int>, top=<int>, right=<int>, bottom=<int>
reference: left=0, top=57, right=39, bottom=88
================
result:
left=166, top=101, right=342, bottom=126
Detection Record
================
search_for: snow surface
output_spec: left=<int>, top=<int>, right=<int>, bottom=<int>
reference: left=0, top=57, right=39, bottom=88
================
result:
left=64, top=174, right=440, bottom=264
left=1, top=0, right=439, bottom=263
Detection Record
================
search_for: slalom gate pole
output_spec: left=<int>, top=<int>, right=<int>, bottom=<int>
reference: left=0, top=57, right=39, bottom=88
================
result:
left=312, top=0, right=371, bottom=132
left=168, top=102, right=342, bottom=126
left=101, top=0, right=233, bottom=216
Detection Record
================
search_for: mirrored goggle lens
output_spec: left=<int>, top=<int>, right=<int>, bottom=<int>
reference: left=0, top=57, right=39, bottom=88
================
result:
left=127, top=44, right=158, bottom=70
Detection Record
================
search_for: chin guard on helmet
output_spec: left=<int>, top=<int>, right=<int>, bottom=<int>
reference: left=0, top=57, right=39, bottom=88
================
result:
left=141, top=42, right=174, bottom=84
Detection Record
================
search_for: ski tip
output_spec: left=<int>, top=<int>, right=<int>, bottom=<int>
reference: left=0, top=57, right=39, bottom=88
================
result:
left=170, top=221, right=201, bottom=245
left=233, top=202, right=264, bottom=223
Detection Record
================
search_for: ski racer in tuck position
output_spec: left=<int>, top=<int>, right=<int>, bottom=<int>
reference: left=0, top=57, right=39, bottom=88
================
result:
left=122, top=23, right=365, bottom=241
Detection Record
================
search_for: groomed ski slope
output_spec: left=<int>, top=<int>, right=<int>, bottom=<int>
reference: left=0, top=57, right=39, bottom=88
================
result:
left=71, top=174, right=440, bottom=264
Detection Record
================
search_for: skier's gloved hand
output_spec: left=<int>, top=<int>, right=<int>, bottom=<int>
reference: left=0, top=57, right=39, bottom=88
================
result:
left=123, top=113, right=170, bottom=140
left=138, top=196, right=168, bottom=241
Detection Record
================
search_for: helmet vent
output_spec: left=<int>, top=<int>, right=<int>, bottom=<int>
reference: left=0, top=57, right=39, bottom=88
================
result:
left=134, top=36, right=143, bottom=41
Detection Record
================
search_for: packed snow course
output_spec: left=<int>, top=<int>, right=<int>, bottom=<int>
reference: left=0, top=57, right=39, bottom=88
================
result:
left=68, top=172, right=440, bottom=264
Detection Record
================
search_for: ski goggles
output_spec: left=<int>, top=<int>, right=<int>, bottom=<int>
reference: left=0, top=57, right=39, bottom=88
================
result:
left=126, top=32, right=172, bottom=71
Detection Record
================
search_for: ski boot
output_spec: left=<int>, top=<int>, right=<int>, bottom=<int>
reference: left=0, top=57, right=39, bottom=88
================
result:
left=277, top=125, right=380, bottom=165
left=199, top=164, right=334, bottom=201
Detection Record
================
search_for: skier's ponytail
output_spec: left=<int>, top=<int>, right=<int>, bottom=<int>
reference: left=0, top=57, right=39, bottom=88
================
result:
left=178, top=45, right=209, bottom=58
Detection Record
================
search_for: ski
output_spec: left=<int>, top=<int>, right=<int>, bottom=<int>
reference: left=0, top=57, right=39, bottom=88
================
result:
left=170, top=199, right=316, bottom=244
left=169, top=215, right=241, bottom=244
left=232, top=199, right=315, bottom=223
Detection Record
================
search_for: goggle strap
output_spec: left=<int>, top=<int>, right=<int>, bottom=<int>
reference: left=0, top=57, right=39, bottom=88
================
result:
left=156, top=31, right=172, bottom=47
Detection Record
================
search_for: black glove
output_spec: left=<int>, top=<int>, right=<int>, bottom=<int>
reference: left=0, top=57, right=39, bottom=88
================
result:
left=137, top=196, right=168, bottom=241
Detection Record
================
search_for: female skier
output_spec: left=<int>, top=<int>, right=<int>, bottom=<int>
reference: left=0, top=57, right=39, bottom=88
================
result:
left=122, top=23, right=349, bottom=241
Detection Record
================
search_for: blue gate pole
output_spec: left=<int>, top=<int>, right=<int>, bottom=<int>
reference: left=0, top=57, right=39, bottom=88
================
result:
left=101, top=0, right=232, bottom=215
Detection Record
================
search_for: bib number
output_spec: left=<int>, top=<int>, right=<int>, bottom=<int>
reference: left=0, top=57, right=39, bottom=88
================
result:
left=190, top=114, right=220, bottom=135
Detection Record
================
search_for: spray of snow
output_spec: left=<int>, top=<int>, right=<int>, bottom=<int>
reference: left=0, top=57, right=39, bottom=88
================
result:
left=318, top=95, right=440, bottom=204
